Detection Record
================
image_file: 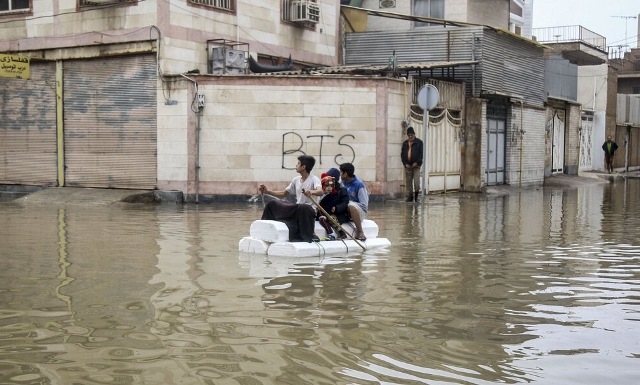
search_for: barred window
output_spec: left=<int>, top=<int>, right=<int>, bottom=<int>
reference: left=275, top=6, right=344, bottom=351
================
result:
left=0, top=0, right=30, bottom=14
left=188, top=0, right=236, bottom=12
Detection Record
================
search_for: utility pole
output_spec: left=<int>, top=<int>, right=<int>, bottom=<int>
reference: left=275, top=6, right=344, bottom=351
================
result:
left=611, top=15, right=637, bottom=51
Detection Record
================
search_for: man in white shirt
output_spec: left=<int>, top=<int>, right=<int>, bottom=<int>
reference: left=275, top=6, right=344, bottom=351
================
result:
left=259, top=155, right=323, bottom=242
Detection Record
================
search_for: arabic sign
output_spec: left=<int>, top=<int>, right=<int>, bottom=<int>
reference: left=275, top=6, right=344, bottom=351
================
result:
left=0, top=54, right=30, bottom=79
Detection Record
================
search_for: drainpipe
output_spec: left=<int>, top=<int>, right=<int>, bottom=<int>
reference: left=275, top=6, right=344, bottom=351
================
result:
left=519, top=100, right=524, bottom=187
left=180, top=73, right=200, bottom=203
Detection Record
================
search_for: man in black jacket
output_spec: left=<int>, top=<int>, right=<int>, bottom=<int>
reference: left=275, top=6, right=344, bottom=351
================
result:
left=401, top=126, right=424, bottom=202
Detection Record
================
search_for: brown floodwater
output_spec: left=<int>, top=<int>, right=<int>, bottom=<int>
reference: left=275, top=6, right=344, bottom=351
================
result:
left=0, top=180, right=639, bottom=385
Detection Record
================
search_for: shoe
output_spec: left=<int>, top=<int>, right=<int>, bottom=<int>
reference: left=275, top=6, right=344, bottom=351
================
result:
left=327, top=234, right=336, bottom=241
left=414, top=192, right=420, bottom=203
left=355, top=234, right=367, bottom=242
left=311, top=234, right=320, bottom=242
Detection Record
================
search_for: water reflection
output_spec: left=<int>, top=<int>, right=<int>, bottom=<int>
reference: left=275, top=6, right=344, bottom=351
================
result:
left=0, top=179, right=638, bottom=384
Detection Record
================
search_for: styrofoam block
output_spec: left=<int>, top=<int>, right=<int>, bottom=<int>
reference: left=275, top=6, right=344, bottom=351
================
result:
left=314, top=219, right=379, bottom=239
left=250, top=220, right=290, bottom=243
left=238, top=236, right=269, bottom=254
left=247, top=219, right=382, bottom=246
left=267, top=237, right=391, bottom=257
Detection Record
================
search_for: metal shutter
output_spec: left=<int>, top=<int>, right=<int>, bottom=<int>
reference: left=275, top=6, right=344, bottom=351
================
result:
left=63, top=55, right=157, bottom=189
left=0, top=62, right=58, bottom=185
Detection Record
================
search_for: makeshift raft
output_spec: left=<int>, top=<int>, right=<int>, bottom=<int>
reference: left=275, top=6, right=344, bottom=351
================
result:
left=239, top=219, right=391, bottom=257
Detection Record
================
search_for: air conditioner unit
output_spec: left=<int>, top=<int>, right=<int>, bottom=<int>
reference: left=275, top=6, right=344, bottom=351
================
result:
left=290, top=0, right=320, bottom=24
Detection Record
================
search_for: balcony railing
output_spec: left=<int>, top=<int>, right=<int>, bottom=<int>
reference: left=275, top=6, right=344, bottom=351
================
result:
left=532, top=25, right=606, bottom=51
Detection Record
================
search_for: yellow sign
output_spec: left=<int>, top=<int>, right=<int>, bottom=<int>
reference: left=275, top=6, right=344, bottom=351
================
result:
left=0, top=54, right=30, bottom=79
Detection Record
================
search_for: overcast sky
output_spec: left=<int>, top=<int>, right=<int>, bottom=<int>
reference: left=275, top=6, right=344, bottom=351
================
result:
left=532, top=0, right=639, bottom=50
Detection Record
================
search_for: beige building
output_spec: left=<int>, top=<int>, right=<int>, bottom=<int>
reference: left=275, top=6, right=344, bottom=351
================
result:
left=0, top=1, right=411, bottom=200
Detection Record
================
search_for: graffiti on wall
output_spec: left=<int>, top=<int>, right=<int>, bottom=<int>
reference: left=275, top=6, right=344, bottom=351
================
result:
left=282, top=132, right=356, bottom=169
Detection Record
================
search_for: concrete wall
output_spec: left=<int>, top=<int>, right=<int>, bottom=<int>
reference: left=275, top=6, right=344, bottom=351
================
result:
left=463, top=98, right=485, bottom=192
left=564, top=104, right=582, bottom=175
left=157, top=75, right=408, bottom=200
left=357, top=0, right=509, bottom=32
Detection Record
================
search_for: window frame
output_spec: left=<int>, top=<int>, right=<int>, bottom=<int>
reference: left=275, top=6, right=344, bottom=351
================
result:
left=413, top=0, right=444, bottom=28
left=0, top=0, right=32, bottom=16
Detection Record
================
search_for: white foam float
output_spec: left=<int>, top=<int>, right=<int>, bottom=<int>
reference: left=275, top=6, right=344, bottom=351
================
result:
left=239, top=219, right=391, bottom=257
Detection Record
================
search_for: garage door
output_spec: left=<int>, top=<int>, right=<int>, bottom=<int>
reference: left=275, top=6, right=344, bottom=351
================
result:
left=63, top=55, right=157, bottom=189
left=0, top=62, right=58, bottom=186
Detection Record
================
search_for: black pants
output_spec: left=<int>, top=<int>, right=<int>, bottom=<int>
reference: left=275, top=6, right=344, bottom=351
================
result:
left=261, top=200, right=316, bottom=242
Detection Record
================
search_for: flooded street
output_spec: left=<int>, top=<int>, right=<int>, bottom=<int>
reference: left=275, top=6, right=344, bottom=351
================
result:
left=1, top=180, right=639, bottom=385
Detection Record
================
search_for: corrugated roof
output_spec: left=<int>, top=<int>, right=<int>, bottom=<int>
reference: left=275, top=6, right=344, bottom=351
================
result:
left=250, top=60, right=479, bottom=76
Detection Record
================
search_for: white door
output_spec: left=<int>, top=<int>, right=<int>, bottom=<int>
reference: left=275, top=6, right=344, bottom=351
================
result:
left=427, top=110, right=461, bottom=192
left=579, top=115, right=594, bottom=171
left=551, top=111, right=565, bottom=174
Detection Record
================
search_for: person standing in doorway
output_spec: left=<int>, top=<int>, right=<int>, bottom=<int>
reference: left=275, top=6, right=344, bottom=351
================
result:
left=602, top=135, right=619, bottom=174
left=401, top=126, right=424, bottom=202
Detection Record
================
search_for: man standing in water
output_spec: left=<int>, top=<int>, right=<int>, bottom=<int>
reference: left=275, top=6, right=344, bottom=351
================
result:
left=602, top=135, right=619, bottom=174
left=401, top=126, right=424, bottom=202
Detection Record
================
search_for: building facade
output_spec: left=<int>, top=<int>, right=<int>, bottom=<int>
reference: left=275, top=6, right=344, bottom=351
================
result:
left=1, top=0, right=412, bottom=200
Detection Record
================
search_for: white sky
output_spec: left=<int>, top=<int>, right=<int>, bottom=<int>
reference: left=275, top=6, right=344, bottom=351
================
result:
left=532, top=0, right=639, bottom=51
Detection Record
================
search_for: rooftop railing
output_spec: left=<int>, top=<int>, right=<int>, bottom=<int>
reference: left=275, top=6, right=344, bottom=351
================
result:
left=532, top=25, right=607, bottom=51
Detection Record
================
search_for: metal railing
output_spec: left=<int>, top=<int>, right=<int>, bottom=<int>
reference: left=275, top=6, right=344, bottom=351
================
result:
left=532, top=25, right=606, bottom=51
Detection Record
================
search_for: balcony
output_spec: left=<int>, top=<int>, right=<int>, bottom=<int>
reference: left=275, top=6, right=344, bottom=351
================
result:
left=532, top=25, right=607, bottom=65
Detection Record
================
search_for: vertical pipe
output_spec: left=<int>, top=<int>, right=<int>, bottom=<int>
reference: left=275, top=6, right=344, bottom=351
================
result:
left=56, top=61, right=65, bottom=187
left=195, top=110, right=201, bottom=203
left=422, top=110, right=429, bottom=195
left=519, top=101, right=524, bottom=187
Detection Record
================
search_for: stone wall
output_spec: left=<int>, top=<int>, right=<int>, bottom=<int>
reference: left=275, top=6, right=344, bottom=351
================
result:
left=157, top=75, right=408, bottom=200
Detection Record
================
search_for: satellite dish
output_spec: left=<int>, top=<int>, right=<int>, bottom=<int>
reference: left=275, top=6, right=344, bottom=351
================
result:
left=417, top=84, right=439, bottom=111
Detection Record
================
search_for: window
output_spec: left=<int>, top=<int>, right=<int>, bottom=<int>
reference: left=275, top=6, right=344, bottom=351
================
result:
left=413, top=0, right=444, bottom=27
left=0, top=0, right=30, bottom=14
left=189, top=0, right=235, bottom=12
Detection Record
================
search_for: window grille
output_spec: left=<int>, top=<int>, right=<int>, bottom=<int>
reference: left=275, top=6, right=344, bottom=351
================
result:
left=189, top=0, right=235, bottom=12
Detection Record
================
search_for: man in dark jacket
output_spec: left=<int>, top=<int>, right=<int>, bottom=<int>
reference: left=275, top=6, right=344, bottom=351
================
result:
left=400, top=126, right=424, bottom=202
left=602, top=135, right=619, bottom=174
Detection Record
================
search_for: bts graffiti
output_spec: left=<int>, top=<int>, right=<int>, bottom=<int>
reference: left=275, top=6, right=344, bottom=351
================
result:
left=281, top=132, right=356, bottom=169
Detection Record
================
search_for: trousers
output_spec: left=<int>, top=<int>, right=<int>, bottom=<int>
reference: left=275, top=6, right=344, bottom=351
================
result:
left=405, top=166, right=421, bottom=195
left=261, top=200, right=316, bottom=242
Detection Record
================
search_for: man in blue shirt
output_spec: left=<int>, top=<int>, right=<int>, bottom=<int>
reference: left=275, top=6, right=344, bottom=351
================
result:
left=338, top=162, right=368, bottom=241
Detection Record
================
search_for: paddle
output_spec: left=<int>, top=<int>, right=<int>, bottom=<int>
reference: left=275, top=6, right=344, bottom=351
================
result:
left=304, top=191, right=366, bottom=251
